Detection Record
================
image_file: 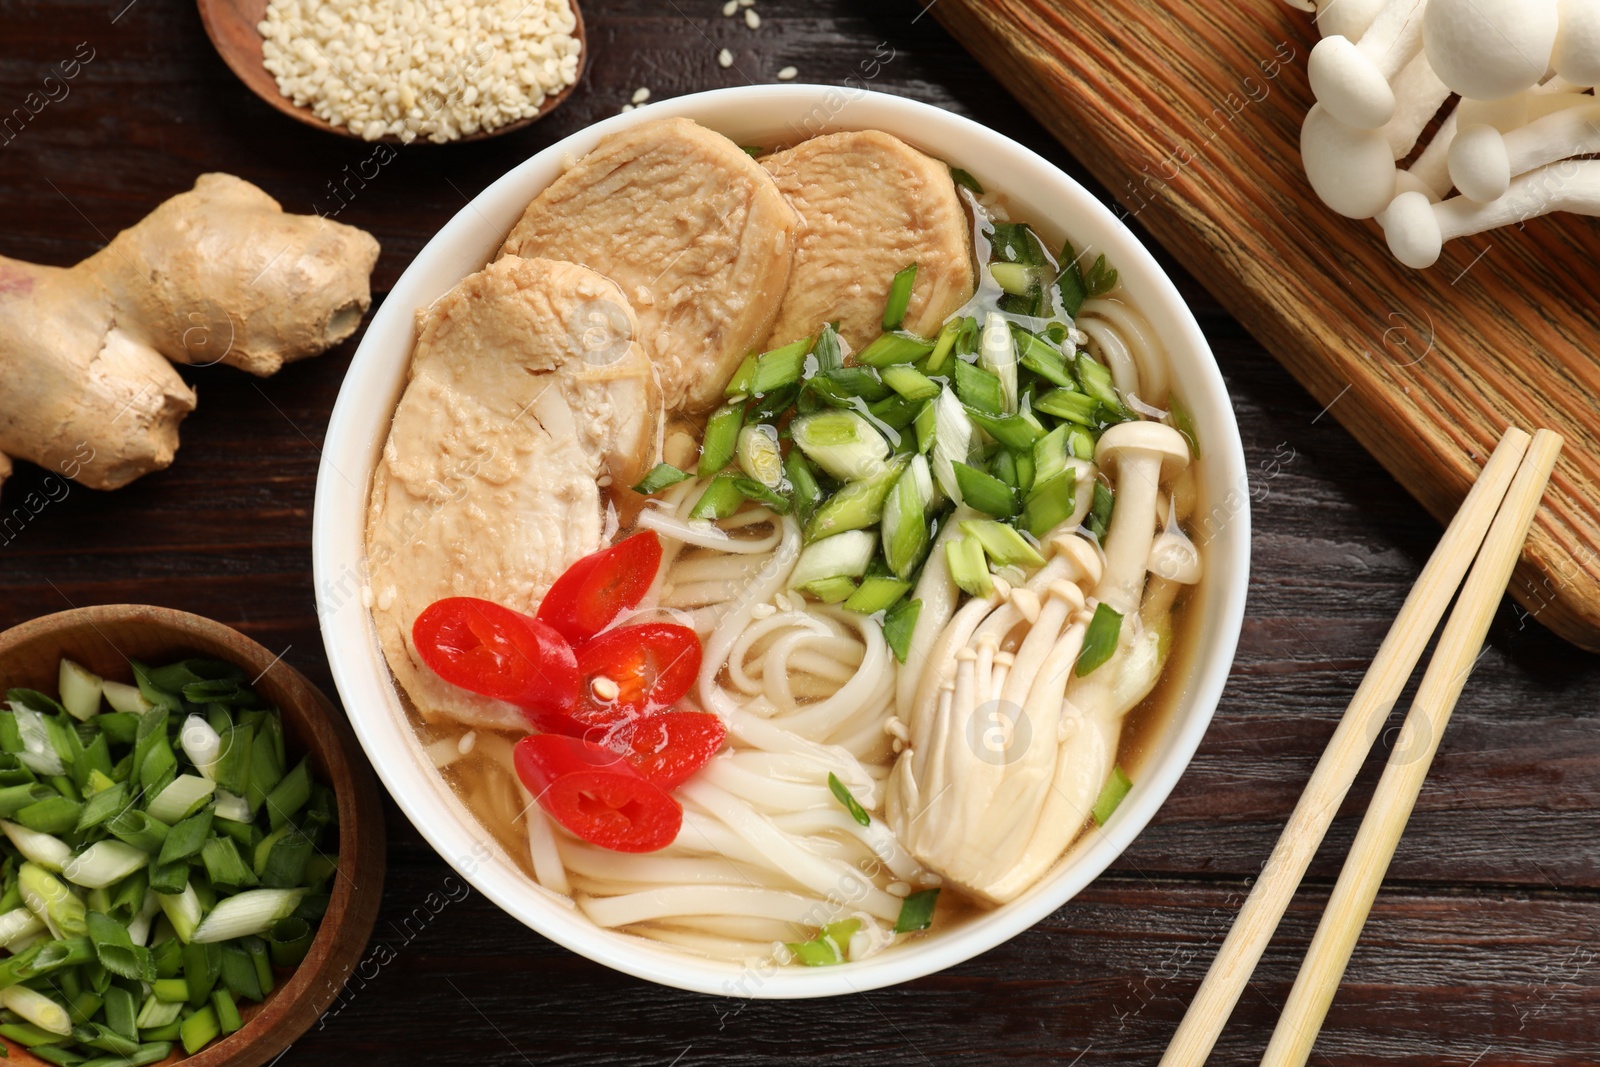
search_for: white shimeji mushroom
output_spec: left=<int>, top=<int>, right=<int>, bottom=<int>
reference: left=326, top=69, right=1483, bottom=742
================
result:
left=1385, top=159, right=1600, bottom=267
left=1314, top=0, right=1388, bottom=40
left=1423, top=0, right=1559, bottom=100
left=1552, top=0, right=1600, bottom=86
left=1449, top=102, right=1600, bottom=203
left=1307, top=0, right=1428, bottom=129
left=1302, top=104, right=1400, bottom=218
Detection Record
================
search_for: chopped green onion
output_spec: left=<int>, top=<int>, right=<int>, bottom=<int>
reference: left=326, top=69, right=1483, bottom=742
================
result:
left=201, top=837, right=258, bottom=890
left=805, top=455, right=909, bottom=541
left=133, top=995, right=181, bottom=1030
left=750, top=337, right=812, bottom=394
left=735, top=425, right=784, bottom=487
left=61, top=842, right=148, bottom=891
left=4, top=821, right=71, bottom=872
left=267, top=916, right=313, bottom=969
left=1034, top=387, right=1104, bottom=426
left=952, top=360, right=1004, bottom=416
left=631, top=462, right=692, bottom=495
left=881, top=455, right=933, bottom=580
left=99, top=682, right=150, bottom=717
left=179, top=1005, right=219, bottom=1056
left=949, top=166, right=983, bottom=194
left=1067, top=425, right=1096, bottom=461
left=843, top=577, right=912, bottom=614
left=786, top=921, right=855, bottom=966
left=0, top=905, right=44, bottom=948
left=723, top=352, right=758, bottom=397
left=190, top=888, right=305, bottom=944
left=788, top=530, right=876, bottom=591
left=812, top=323, right=844, bottom=370
left=882, top=598, right=922, bottom=664
left=882, top=264, right=918, bottom=331
left=15, top=796, right=83, bottom=836
left=783, top=450, right=822, bottom=523
left=1056, top=239, right=1089, bottom=317
left=1, top=984, right=73, bottom=1036
left=729, top=477, right=792, bottom=515
left=923, top=317, right=960, bottom=374
left=800, top=576, right=857, bottom=604
left=945, top=533, right=993, bottom=597
left=688, top=474, right=744, bottom=521
left=977, top=313, right=1019, bottom=412
left=57, top=661, right=102, bottom=723
left=1086, top=481, right=1114, bottom=540
left=106, top=811, right=168, bottom=857
left=826, top=773, right=871, bottom=827
left=1169, top=394, right=1201, bottom=458
left=85, top=912, right=152, bottom=983
left=145, top=775, right=214, bottom=825
left=965, top=407, right=1046, bottom=451
left=790, top=411, right=890, bottom=482
left=257, top=830, right=312, bottom=890
left=856, top=331, right=935, bottom=368
left=878, top=363, right=940, bottom=402
left=101, top=986, right=136, bottom=1041
left=218, top=943, right=262, bottom=1002
left=156, top=884, right=201, bottom=944
left=156, top=809, right=214, bottom=867
left=893, top=888, right=939, bottom=933
left=1012, top=325, right=1075, bottom=387
left=1075, top=603, right=1123, bottom=677
left=1092, top=765, right=1133, bottom=825
left=912, top=398, right=938, bottom=455
left=951, top=463, right=1017, bottom=518
left=1075, top=353, right=1128, bottom=419
left=1033, top=424, right=1069, bottom=485
left=867, top=393, right=920, bottom=432
left=808, top=366, right=890, bottom=406
left=211, top=989, right=242, bottom=1035
left=696, top=403, right=744, bottom=477
left=960, top=520, right=1045, bottom=567
left=19, top=862, right=85, bottom=938
left=1022, top=471, right=1079, bottom=538
left=1084, top=253, right=1118, bottom=296
left=989, top=261, right=1033, bottom=295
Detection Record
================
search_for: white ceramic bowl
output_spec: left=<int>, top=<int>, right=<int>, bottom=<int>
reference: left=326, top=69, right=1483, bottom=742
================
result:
left=313, top=85, right=1250, bottom=998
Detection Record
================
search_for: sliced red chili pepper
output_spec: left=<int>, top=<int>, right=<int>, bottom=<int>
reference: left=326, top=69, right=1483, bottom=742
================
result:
left=537, top=532, right=663, bottom=644
left=513, top=733, right=681, bottom=853
left=603, top=709, right=727, bottom=791
left=412, top=598, right=580, bottom=731
left=573, top=622, right=702, bottom=726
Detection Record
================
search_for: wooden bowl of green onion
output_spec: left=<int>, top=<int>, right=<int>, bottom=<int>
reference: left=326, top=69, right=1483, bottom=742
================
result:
left=0, top=605, right=385, bottom=1067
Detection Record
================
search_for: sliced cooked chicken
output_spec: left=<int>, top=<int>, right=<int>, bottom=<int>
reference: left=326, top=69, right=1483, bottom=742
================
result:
left=760, top=130, right=976, bottom=350
left=366, top=256, right=661, bottom=730
left=499, top=116, right=799, bottom=413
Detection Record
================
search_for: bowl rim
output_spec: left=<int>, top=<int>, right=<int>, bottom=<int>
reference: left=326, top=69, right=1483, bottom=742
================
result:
left=312, top=83, right=1250, bottom=999
left=0, top=603, right=386, bottom=1064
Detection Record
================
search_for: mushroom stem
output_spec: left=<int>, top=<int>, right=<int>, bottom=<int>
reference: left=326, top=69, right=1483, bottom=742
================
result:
left=1382, top=50, right=1450, bottom=159
left=1449, top=102, right=1600, bottom=203
left=1385, top=159, right=1600, bottom=268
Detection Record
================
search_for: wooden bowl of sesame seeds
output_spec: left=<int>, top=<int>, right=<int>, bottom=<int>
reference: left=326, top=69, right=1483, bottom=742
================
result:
left=197, top=0, right=586, bottom=144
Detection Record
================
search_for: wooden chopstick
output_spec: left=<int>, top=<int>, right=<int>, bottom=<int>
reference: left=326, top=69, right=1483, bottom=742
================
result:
left=1258, top=428, right=1563, bottom=1067
left=1158, top=426, right=1533, bottom=1067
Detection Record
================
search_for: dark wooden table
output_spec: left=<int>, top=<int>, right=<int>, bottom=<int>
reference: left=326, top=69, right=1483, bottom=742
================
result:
left=2, top=2, right=1597, bottom=1064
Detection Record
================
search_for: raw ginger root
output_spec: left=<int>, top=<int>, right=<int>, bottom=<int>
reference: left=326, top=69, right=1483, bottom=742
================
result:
left=0, top=173, right=379, bottom=492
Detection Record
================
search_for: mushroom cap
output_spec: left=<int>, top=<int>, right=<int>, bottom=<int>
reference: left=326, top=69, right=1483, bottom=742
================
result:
left=1308, top=34, right=1397, bottom=129
left=1047, top=532, right=1104, bottom=587
left=1301, top=104, right=1398, bottom=218
left=1384, top=189, right=1445, bottom=267
left=1448, top=122, right=1512, bottom=203
left=1553, top=0, right=1600, bottom=86
left=1424, top=0, right=1557, bottom=100
left=1315, top=0, right=1387, bottom=41
left=1094, top=421, right=1191, bottom=481
left=1147, top=530, right=1203, bottom=585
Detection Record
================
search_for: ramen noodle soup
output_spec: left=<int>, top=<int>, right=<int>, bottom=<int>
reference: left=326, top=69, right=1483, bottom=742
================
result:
left=364, top=117, right=1205, bottom=968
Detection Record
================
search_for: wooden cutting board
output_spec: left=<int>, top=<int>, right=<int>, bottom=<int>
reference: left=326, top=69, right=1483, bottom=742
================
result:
left=934, top=0, right=1600, bottom=651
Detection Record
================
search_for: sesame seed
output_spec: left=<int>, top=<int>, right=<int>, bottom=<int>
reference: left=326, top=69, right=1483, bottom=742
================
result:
left=620, top=103, right=634, bottom=112
left=631, top=86, right=650, bottom=103
left=744, top=8, right=760, bottom=28
left=722, top=0, right=737, bottom=13
left=717, top=47, right=733, bottom=68
left=776, top=65, right=797, bottom=80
